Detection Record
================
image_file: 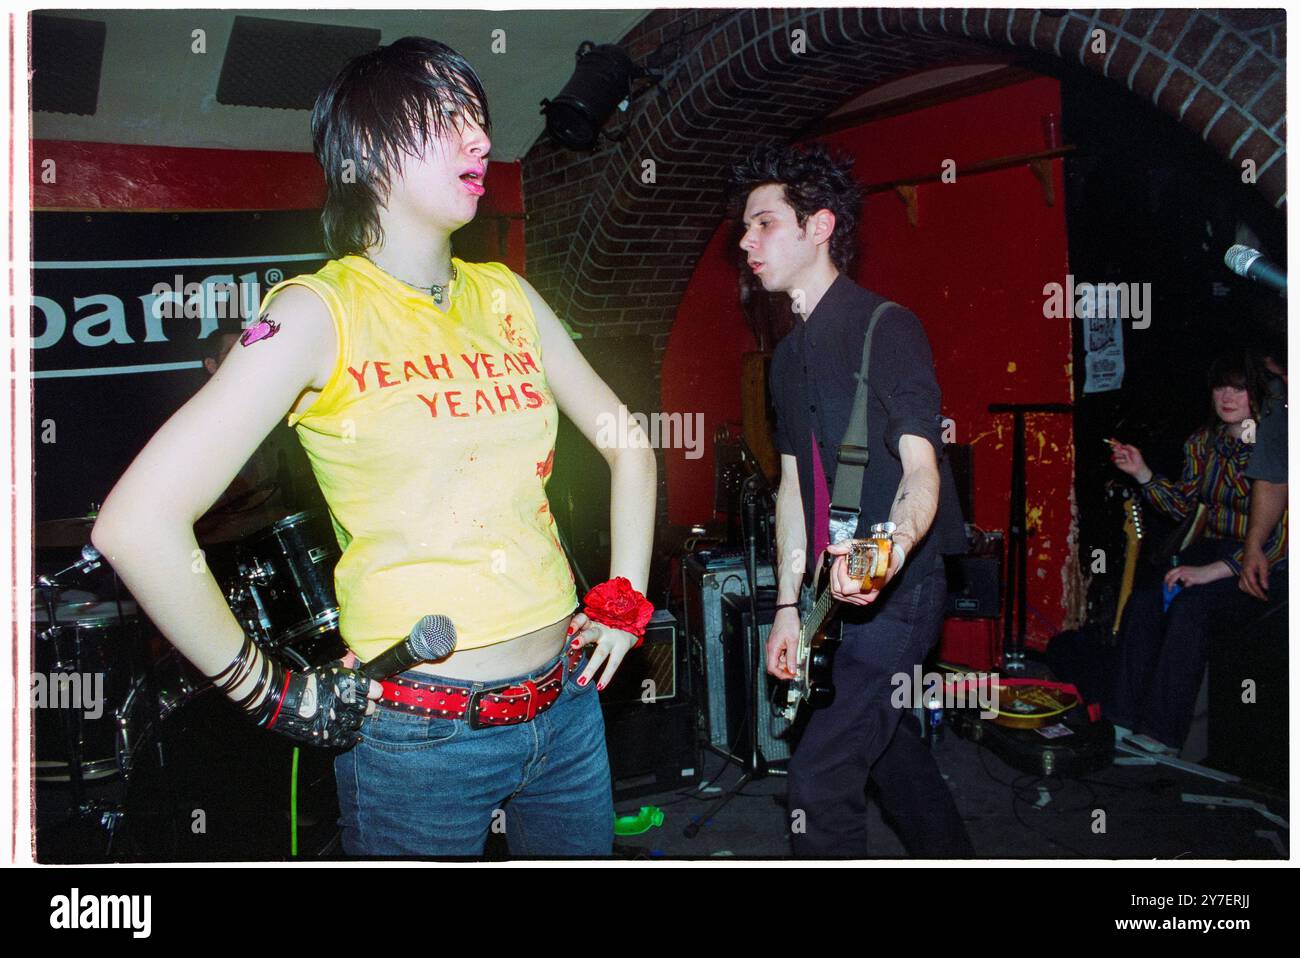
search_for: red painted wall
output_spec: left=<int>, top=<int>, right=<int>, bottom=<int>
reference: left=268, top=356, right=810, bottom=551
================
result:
left=662, top=76, right=1076, bottom=645
left=31, top=139, right=526, bottom=270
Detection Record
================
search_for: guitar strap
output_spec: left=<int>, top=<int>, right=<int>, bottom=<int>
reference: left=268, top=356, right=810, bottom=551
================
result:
left=827, top=299, right=898, bottom=546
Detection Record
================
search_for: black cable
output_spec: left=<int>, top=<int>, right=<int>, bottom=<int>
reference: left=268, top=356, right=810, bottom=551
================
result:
left=972, top=737, right=1096, bottom=858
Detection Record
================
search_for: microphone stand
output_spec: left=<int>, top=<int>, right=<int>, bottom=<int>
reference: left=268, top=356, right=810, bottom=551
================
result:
left=987, top=403, right=1073, bottom=671
left=685, top=471, right=777, bottom=838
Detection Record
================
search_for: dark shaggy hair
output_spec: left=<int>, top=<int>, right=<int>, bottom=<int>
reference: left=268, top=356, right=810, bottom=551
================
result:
left=1204, top=349, right=1271, bottom=427
left=311, top=37, right=491, bottom=258
left=727, top=143, right=865, bottom=273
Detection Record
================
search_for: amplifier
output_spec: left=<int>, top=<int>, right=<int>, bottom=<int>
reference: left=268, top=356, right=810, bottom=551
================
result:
left=945, top=554, right=1002, bottom=618
left=600, top=611, right=701, bottom=800
left=682, top=551, right=775, bottom=749
left=720, top=590, right=793, bottom=764
left=598, top=608, right=682, bottom=704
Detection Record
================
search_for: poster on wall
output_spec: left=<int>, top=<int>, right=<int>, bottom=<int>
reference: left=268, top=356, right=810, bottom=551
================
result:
left=32, top=210, right=326, bottom=520
left=1082, top=311, right=1124, bottom=394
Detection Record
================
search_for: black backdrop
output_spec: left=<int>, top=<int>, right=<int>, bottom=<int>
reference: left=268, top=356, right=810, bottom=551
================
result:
left=32, top=209, right=329, bottom=522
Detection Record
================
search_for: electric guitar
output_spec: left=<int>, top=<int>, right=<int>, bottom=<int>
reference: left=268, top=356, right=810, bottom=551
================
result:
left=1108, top=481, right=1145, bottom=635
left=782, top=525, right=894, bottom=721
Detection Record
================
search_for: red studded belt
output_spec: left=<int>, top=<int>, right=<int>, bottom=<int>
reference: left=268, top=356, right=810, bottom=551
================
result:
left=377, top=646, right=584, bottom=730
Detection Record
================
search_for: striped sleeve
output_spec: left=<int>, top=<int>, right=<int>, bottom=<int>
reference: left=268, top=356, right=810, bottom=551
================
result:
left=1140, top=431, right=1207, bottom=521
left=1227, top=509, right=1289, bottom=575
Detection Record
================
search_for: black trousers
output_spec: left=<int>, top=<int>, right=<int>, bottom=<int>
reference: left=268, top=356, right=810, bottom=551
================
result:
left=1113, top=537, right=1263, bottom=749
left=787, top=556, right=973, bottom=858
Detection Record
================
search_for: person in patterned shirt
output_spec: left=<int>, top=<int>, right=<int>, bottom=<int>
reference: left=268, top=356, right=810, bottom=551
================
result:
left=1108, top=350, right=1286, bottom=752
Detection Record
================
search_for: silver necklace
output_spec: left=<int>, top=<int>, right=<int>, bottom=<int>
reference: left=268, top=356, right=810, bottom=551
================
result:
left=368, top=258, right=458, bottom=305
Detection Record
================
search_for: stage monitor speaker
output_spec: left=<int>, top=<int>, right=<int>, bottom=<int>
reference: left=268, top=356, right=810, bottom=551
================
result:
left=600, top=610, right=702, bottom=801
left=720, top=590, right=793, bottom=764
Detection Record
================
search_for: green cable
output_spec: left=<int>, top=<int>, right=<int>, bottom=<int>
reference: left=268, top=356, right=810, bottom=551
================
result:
left=290, top=746, right=299, bottom=858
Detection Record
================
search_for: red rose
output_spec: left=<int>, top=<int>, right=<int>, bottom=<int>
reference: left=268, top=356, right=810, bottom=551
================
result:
left=582, top=577, right=654, bottom=637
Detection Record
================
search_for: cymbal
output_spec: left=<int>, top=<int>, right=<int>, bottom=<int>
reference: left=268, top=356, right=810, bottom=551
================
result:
left=194, top=505, right=288, bottom=544
left=36, top=598, right=138, bottom=625
left=37, top=488, right=289, bottom=549
left=34, top=516, right=97, bottom=549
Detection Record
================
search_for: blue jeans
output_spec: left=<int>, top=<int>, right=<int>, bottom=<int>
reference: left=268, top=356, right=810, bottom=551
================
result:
left=334, top=649, right=614, bottom=858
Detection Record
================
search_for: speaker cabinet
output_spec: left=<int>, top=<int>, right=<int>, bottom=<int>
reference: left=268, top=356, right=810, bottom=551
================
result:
left=682, top=551, right=774, bottom=750
left=720, top=590, right=793, bottom=764
left=600, top=610, right=702, bottom=800
left=945, top=554, right=1002, bottom=618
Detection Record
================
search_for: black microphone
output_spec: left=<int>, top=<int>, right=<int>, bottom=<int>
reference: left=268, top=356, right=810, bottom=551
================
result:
left=360, top=614, right=458, bottom=679
left=1224, top=244, right=1287, bottom=295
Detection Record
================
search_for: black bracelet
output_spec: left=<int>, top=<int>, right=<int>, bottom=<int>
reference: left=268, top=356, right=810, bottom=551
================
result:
left=213, top=633, right=257, bottom=695
left=253, top=658, right=292, bottom=727
left=233, top=651, right=273, bottom=712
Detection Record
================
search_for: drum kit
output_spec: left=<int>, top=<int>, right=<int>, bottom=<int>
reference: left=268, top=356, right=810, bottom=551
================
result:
left=33, top=498, right=345, bottom=859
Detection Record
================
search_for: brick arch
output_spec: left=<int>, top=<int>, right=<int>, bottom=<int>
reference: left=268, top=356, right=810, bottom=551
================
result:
left=522, top=7, right=1285, bottom=344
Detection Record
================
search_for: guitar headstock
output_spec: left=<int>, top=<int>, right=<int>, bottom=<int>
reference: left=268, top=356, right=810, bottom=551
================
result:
left=1126, top=499, right=1143, bottom=539
left=845, top=541, right=871, bottom=580
left=845, top=523, right=894, bottom=587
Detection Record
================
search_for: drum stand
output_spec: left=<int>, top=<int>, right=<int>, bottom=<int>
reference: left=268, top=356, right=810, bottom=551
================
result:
left=111, top=568, right=183, bottom=859
left=34, top=576, right=125, bottom=857
left=34, top=565, right=181, bottom=861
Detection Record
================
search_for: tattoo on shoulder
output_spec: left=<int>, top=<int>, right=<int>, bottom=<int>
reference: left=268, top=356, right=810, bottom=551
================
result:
left=240, top=313, right=281, bottom=346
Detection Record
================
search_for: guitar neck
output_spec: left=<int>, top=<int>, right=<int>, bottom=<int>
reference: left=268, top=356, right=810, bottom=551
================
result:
left=1112, top=504, right=1142, bottom=635
left=802, top=578, right=836, bottom=641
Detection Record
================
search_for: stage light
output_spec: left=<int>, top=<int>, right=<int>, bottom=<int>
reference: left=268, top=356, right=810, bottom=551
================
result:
left=540, top=41, right=650, bottom=152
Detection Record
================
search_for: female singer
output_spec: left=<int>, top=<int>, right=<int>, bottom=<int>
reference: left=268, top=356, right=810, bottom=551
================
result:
left=92, top=37, right=656, bottom=857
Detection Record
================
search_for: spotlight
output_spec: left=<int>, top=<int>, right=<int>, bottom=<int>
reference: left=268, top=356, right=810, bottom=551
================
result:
left=540, top=41, right=653, bottom=151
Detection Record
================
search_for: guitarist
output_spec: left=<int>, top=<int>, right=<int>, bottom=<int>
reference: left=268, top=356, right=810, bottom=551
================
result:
left=731, top=143, right=971, bottom=858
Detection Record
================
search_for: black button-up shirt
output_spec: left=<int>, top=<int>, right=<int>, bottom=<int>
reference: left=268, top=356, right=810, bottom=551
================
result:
left=769, top=275, right=966, bottom=592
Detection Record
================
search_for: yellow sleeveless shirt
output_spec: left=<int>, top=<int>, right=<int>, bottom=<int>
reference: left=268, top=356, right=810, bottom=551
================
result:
left=258, top=255, right=577, bottom=661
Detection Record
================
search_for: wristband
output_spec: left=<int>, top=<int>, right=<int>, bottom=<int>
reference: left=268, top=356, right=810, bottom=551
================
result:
left=582, top=577, right=654, bottom=648
left=252, top=659, right=370, bottom=749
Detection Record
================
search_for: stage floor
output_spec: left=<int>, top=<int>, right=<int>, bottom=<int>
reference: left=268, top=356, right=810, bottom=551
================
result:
left=34, top=695, right=1288, bottom=862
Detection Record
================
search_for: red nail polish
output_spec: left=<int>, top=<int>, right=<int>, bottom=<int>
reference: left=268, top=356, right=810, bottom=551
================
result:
left=597, top=683, right=605, bottom=691
left=570, top=638, right=580, bottom=648
left=577, top=676, right=587, bottom=686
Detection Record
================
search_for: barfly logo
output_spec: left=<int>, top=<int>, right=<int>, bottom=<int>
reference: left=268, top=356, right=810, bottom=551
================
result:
left=49, top=888, right=151, bottom=938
